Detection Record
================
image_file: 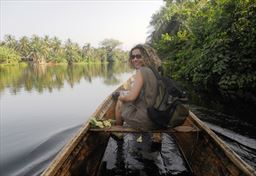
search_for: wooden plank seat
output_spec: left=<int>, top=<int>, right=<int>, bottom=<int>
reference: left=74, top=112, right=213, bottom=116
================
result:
left=41, top=75, right=256, bottom=176
left=89, top=125, right=199, bottom=133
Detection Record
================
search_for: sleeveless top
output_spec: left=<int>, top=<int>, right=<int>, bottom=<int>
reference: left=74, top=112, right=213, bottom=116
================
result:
left=121, top=66, right=158, bottom=130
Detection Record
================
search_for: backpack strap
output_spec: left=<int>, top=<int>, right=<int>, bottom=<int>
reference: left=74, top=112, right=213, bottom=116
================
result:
left=148, top=66, right=161, bottom=80
left=148, top=66, right=168, bottom=109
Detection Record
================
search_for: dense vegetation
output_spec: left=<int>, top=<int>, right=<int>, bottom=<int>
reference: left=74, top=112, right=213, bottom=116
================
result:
left=0, top=35, right=128, bottom=65
left=2, top=0, right=255, bottom=95
left=0, top=46, right=20, bottom=64
left=149, top=0, right=256, bottom=94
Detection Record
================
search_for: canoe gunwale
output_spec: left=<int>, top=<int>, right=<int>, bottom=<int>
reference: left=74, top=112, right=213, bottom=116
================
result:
left=41, top=82, right=124, bottom=175
left=41, top=76, right=256, bottom=176
left=188, top=111, right=256, bottom=176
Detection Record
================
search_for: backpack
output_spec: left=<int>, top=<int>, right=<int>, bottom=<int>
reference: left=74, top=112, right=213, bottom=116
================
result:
left=147, top=66, right=189, bottom=129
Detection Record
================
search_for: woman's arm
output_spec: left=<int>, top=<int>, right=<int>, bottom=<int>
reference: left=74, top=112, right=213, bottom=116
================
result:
left=118, top=70, right=143, bottom=102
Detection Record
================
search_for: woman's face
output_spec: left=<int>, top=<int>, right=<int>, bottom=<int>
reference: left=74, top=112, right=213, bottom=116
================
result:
left=131, top=49, right=144, bottom=69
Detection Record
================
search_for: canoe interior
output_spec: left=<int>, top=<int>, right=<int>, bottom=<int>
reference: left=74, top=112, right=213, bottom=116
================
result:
left=173, top=114, right=256, bottom=176
left=41, top=78, right=131, bottom=176
left=42, top=77, right=256, bottom=176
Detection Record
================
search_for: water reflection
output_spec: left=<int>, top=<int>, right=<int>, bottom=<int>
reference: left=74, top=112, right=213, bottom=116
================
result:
left=178, top=80, right=256, bottom=125
left=0, top=63, right=133, bottom=176
left=0, top=63, right=132, bottom=94
left=100, top=134, right=190, bottom=176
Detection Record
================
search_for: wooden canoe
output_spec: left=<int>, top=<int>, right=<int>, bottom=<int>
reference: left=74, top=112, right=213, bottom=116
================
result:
left=41, top=77, right=256, bottom=176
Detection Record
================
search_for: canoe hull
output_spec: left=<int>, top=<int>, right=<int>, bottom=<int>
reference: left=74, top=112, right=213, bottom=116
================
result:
left=173, top=112, right=256, bottom=176
left=42, top=77, right=256, bottom=176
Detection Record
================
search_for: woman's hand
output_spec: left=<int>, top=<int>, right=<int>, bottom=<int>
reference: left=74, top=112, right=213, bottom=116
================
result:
left=112, top=91, right=120, bottom=101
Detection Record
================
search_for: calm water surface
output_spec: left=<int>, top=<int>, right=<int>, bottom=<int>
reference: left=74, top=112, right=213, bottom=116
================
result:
left=0, top=64, right=255, bottom=176
left=0, top=64, right=133, bottom=175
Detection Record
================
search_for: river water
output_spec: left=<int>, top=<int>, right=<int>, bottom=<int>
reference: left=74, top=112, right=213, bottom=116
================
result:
left=0, top=64, right=255, bottom=176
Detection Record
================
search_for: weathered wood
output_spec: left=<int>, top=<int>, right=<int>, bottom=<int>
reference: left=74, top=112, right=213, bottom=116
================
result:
left=41, top=123, right=90, bottom=176
left=173, top=112, right=256, bottom=176
left=189, top=111, right=256, bottom=176
left=42, top=76, right=256, bottom=176
left=69, top=132, right=109, bottom=176
left=41, top=77, right=132, bottom=176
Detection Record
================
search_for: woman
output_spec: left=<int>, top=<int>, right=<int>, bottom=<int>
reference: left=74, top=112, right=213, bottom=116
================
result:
left=114, top=44, right=161, bottom=130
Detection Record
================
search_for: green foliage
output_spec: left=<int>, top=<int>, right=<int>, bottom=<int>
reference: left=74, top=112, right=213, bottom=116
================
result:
left=112, top=49, right=129, bottom=63
left=0, top=46, right=21, bottom=64
left=100, top=39, right=122, bottom=50
left=99, top=38, right=123, bottom=62
left=151, top=0, right=256, bottom=93
left=0, top=35, right=127, bottom=65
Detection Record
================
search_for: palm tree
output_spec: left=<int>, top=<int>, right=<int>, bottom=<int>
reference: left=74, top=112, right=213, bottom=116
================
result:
left=82, top=43, right=94, bottom=62
left=100, top=39, right=122, bottom=62
left=49, top=36, right=63, bottom=62
left=18, top=36, right=31, bottom=60
left=51, top=36, right=62, bottom=54
left=30, top=35, right=48, bottom=64
left=64, top=39, right=83, bottom=64
left=3, top=35, right=18, bottom=49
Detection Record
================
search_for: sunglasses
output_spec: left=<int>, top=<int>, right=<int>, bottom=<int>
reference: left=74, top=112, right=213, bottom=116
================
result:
left=131, top=54, right=142, bottom=60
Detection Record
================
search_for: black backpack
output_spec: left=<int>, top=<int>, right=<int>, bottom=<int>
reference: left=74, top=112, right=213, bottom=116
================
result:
left=147, top=66, right=189, bottom=128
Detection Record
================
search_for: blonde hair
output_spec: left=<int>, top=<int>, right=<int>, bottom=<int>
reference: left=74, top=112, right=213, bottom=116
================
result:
left=128, top=44, right=161, bottom=70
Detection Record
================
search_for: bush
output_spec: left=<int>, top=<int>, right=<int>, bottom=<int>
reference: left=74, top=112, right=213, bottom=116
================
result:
left=0, top=46, right=20, bottom=64
left=152, top=0, right=256, bottom=93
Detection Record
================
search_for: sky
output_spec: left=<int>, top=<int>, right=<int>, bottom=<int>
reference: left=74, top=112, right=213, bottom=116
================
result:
left=0, top=0, right=164, bottom=50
